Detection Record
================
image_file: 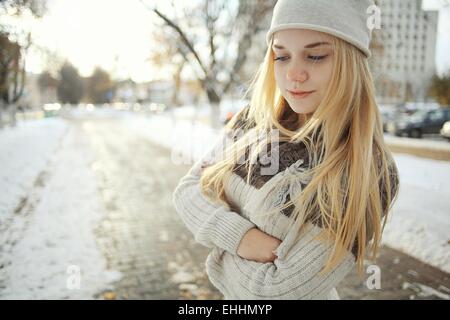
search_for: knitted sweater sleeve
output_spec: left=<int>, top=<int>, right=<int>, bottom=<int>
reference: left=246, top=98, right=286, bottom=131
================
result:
left=206, top=220, right=355, bottom=299
left=172, top=126, right=256, bottom=255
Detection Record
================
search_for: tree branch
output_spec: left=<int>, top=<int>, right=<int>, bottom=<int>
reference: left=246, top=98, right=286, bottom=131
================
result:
left=222, top=0, right=275, bottom=95
left=153, top=8, right=208, bottom=78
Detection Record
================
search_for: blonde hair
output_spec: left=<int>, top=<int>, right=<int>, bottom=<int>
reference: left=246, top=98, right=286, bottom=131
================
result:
left=200, top=34, right=399, bottom=274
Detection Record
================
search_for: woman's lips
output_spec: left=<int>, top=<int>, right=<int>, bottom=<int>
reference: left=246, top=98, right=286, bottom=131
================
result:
left=288, top=90, right=315, bottom=99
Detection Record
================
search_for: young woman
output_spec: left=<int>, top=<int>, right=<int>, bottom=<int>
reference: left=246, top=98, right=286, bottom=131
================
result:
left=173, top=0, right=399, bottom=299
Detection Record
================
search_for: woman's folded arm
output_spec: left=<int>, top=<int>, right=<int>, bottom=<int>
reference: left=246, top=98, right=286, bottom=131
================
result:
left=206, top=222, right=355, bottom=299
left=172, top=128, right=256, bottom=255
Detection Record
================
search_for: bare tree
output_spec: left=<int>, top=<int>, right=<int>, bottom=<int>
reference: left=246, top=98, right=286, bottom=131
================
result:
left=57, top=62, right=84, bottom=105
left=149, top=30, right=187, bottom=107
left=0, top=0, right=46, bottom=19
left=0, top=0, right=46, bottom=127
left=0, top=33, right=27, bottom=104
left=142, top=0, right=275, bottom=127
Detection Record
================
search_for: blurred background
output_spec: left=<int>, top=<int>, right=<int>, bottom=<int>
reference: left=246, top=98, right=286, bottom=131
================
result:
left=0, top=0, right=449, bottom=300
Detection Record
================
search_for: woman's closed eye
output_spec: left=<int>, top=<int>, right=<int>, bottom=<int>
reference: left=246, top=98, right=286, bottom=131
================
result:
left=308, top=55, right=328, bottom=61
left=274, top=56, right=289, bottom=62
left=274, top=55, right=328, bottom=62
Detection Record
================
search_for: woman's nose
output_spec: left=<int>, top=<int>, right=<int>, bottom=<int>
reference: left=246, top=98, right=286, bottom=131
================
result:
left=287, top=66, right=308, bottom=83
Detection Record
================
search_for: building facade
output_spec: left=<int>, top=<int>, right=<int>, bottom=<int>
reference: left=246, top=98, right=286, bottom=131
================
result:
left=370, top=0, right=438, bottom=104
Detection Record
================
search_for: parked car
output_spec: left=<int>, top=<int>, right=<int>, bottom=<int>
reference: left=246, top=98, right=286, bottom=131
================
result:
left=379, top=108, right=398, bottom=132
left=147, top=103, right=167, bottom=114
left=440, top=121, right=450, bottom=141
left=387, top=108, right=450, bottom=138
left=42, top=103, right=61, bottom=117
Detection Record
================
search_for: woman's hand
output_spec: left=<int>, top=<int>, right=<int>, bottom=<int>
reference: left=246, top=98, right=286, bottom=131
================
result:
left=236, top=228, right=282, bottom=263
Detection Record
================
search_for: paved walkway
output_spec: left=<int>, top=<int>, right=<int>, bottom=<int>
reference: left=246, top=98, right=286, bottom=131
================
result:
left=80, top=118, right=449, bottom=300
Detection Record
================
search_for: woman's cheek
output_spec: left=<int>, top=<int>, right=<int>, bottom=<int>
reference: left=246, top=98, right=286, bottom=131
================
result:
left=274, top=67, right=283, bottom=85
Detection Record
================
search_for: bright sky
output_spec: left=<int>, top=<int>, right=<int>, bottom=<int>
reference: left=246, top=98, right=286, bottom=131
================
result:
left=25, top=0, right=164, bottom=82
left=13, top=0, right=450, bottom=82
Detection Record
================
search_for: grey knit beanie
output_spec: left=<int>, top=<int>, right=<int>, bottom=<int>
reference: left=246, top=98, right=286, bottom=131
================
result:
left=266, top=0, right=375, bottom=58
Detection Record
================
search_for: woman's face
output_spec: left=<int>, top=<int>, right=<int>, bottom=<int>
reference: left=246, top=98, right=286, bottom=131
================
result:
left=273, top=29, right=334, bottom=116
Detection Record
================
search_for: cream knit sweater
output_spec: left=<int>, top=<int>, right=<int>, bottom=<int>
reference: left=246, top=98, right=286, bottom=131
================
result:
left=171, top=119, right=364, bottom=299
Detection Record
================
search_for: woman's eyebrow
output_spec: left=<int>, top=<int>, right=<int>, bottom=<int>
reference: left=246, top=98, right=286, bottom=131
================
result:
left=273, top=42, right=331, bottom=50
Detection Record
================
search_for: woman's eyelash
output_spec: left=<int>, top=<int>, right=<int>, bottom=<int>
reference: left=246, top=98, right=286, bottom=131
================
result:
left=309, top=55, right=327, bottom=61
left=274, top=56, right=289, bottom=61
left=274, top=55, right=328, bottom=61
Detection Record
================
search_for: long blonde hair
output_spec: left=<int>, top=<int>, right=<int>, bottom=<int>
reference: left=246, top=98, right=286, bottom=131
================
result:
left=200, top=34, right=399, bottom=274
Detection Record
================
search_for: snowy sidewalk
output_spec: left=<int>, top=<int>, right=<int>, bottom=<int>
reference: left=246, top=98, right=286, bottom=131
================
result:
left=0, top=118, right=121, bottom=299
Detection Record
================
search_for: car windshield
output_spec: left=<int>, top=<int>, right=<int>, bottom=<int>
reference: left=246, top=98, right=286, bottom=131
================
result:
left=409, top=110, right=429, bottom=121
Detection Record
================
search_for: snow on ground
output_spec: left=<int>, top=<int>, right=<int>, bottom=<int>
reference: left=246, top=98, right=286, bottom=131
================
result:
left=119, top=110, right=450, bottom=274
left=382, top=153, right=450, bottom=273
left=0, top=118, right=67, bottom=225
left=0, top=117, right=121, bottom=299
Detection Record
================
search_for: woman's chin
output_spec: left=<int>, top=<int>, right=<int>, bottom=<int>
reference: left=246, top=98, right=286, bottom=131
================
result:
left=287, top=102, right=316, bottom=115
